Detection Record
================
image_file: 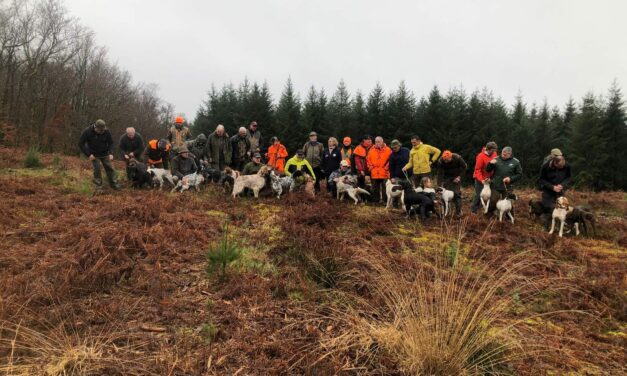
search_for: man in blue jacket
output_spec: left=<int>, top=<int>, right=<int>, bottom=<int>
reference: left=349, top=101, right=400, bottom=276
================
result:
left=78, top=119, right=119, bottom=189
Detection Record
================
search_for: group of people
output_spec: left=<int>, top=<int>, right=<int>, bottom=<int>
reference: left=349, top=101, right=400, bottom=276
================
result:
left=78, top=118, right=572, bottom=225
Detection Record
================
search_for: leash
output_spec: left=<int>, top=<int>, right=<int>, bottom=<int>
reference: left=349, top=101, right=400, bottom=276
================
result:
left=403, top=169, right=415, bottom=188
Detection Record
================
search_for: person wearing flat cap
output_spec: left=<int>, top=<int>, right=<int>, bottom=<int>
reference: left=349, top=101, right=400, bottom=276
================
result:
left=171, top=145, right=198, bottom=180
left=78, top=119, right=120, bottom=189
left=302, top=131, right=324, bottom=192
left=242, top=152, right=264, bottom=175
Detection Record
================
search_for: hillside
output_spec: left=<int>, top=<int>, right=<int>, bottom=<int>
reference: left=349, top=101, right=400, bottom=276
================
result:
left=0, top=147, right=625, bottom=375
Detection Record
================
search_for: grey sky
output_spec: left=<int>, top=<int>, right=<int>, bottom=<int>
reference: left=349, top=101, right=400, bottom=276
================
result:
left=65, top=0, right=627, bottom=120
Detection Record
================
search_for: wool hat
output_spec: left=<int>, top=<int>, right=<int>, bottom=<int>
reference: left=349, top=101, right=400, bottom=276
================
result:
left=390, top=139, right=401, bottom=147
left=550, top=148, right=563, bottom=157
left=343, top=137, right=351, bottom=145
left=94, top=119, right=106, bottom=130
left=175, top=116, right=185, bottom=124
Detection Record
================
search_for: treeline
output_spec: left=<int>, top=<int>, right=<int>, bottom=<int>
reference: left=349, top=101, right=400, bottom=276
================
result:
left=194, top=78, right=626, bottom=191
left=0, top=0, right=173, bottom=153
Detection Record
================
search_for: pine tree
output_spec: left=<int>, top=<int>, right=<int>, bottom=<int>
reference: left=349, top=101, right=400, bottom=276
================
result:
left=301, top=86, right=329, bottom=138
left=350, top=90, right=367, bottom=139
left=327, top=80, right=352, bottom=138
left=570, top=93, right=605, bottom=190
left=365, top=83, right=386, bottom=138
left=387, top=81, right=416, bottom=142
left=422, top=86, right=448, bottom=147
left=274, top=77, right=302, bottom=153
left=552, top=98, right=575, bottom=154
left=531, top=102, right=553, bottom=168
left=600, top=81, right=627, bottom=189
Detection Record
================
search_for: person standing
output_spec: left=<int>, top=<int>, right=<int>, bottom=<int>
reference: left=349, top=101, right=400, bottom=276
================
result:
left=434, top=150, right=467, bottom=216
left=352, top=135, right=373, bottom=188
left=118, top=127, right=144, bottom=178
left=470, top=141, right=498, bottom=214
left=303, top=131, right=324, bottom=192
left=187, top=133, right=208, bottom=163
left=538, top=155, right=571, bottom=230
left=321, top=137, right=342, bottom=191
left=388, top=139, right=410, bottom=180
left=266, top=136, right=288, bottom=174
left=367, top=136, right=392, bottom=203
left=230, top=127, right=251, bottom=171
left=402, top=135, right=441, bottom=187
left=78, top=119, right=119, bottom=189
left=206, top=124, right=232, bottom=170
left=167, top=116, right=192, bottom=154
left=340, top=137, right=354, bottom=164
left=247, top=121, right=263, bottom=154
left=486, top=146, right=523, bottom=211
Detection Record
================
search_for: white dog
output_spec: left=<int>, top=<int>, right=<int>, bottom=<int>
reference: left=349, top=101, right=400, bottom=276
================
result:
left=337, top=175, right=370, bottom=204
left=270, top=170, right=295, bottom=199
left=496, top=192, right=517, bottom=224
left=171, top=172, right=204, bottom=193
left=437, top=187, right=455, bottom=216
left=549, top=196, right=570, bottom=237
left=480, top=179, right=492, bottom=214
left=385, top=179, right=403, bottom=210
left=147, top=167, right=177, bottom=189
left=232, top=166, right=269, bottom=198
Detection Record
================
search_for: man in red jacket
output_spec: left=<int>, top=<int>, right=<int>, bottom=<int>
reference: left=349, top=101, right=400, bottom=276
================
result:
left=470, top=141, right=498, bottom=213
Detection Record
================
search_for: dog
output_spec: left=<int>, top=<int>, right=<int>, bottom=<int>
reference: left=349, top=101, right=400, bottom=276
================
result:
left=303, top=173, right=316, bottom=198
left=127, top=158, right=152, bottom=188
left=548, top=196, right=571, bottom=237
left=436, top=187, right=455, bottom=217
left=385, top=179, right=403, bottom=210
left=397, top=180, right=437, bottom=219
left=147, top=167, right=177, bottom=189
left=480, top=179, right=492, bottom=214
left=199, top=160, right=222, bottom=184
left=232, top=166, right=269, bottom=198
left=528, top=199, right=545, bottom=218
left=217, top=167, right=240, bottom=191
left=336, top=175, right=369, bottom=204
left=171, top=172, right=204, bottom=193
left=566, top=206, right=597, bottom=237
left=496, top=192, right=517, bottom=224
left=269, top=170, right=295, bottom=199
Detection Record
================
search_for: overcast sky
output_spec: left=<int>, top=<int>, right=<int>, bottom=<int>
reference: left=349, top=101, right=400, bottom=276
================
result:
left=65, top=0, right=627, bottom=120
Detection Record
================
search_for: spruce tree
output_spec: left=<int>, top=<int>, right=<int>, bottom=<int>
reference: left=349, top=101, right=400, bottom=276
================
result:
left=274, top=77, right=302, bottom=153
left=365, top=83, right=386, bottom=138
left=350, top=91, right=368, bottom=139
left=387, top=81, right=416, bottom=142
left=327, top=80, right=352, bottom=138
left=601, top=81, right=627, bottom=189
left=570, top=93, right=605, bottom=190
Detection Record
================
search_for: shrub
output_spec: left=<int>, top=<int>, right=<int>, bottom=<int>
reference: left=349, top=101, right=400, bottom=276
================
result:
left=23, top=146, right=42, bottom=168
left=206, top=223, right=243, bottom=281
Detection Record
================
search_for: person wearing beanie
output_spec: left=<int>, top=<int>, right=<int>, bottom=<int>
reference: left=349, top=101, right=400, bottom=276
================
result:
left=167, top=116, right=192, bottom=154
left=78, top=119, right=119, bottom=189
left=171, top=145, right=198, bottom=180
left=433, top=150, right=467, bottom=216
left=543, top=148, right=563, bottom=165
left=388, top=139, right=410, bottom=180
left=144, top=138, right=171, bottom=169
left=538, top=155, right=571, bottom=230
left=470, top=141, right=498, bottom=214
left=340, top=136, right=354, bottom=163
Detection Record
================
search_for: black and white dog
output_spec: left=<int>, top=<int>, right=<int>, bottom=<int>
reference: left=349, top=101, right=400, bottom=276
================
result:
left=199, top=160, right=222, bottom=184
left=397, top=180, right=437, bottom=220
left=270, top=170, right=295, bottom=199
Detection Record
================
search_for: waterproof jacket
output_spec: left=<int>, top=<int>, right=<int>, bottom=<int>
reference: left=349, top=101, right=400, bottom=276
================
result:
left=171, top=155, right=198, bottom=179
left=168, top=125, right=192, bottom=151
left=144, top=139, right=171, bottom=169
left=187, top=134, right=208, bottom=160
left=266, top=143, right=288, bottom=173
left=328, top=168, right=352, bottom=183
left=118, top=133, right=144, bottom=159
left=242, top=161, right=262, bottom=175
left=404, top=143, right=441, bottom=175
left=206, top=131, right=232, bottom=167
left=284, top=156, right=316, bottom=180
left=340, top=145, right=353, bottom=163
left=538, top=160, right=571, bottom=192
left=321, top=147, right=342, bottom=175
left=486, top=156, right=523, bottom=192
left=302, top=141, right=324, bottom=168
left=79, top=124, right=114, bottom=158
left=247, top=128, right=263, bottom=153
left=473, top=147, right=497, bottom=183
left=367, top=144, right=392, bottom=179
left=389, top=147, right=410, bottom=179
left=434, top=153, right=467, bottom=184
left=230, top=134, right=251, bottom=165
left=352, top=144, right=371, bottom=175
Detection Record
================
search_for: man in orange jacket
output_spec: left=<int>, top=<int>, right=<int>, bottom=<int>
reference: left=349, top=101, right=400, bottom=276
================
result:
left=352, top=135, right=372, bottom=189
left=367, top=136, right=392, bottom=203
left=266, top=136, right=288, bottom=173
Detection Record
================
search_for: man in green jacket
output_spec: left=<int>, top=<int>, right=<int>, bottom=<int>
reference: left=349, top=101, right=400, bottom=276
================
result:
left=303, top=131, right=324, bottom=192
left=206, top=124, right=232, bottom=170
left=402, top=135, right=441, bottom=187
left=486, top=146, right=522, bottom=208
